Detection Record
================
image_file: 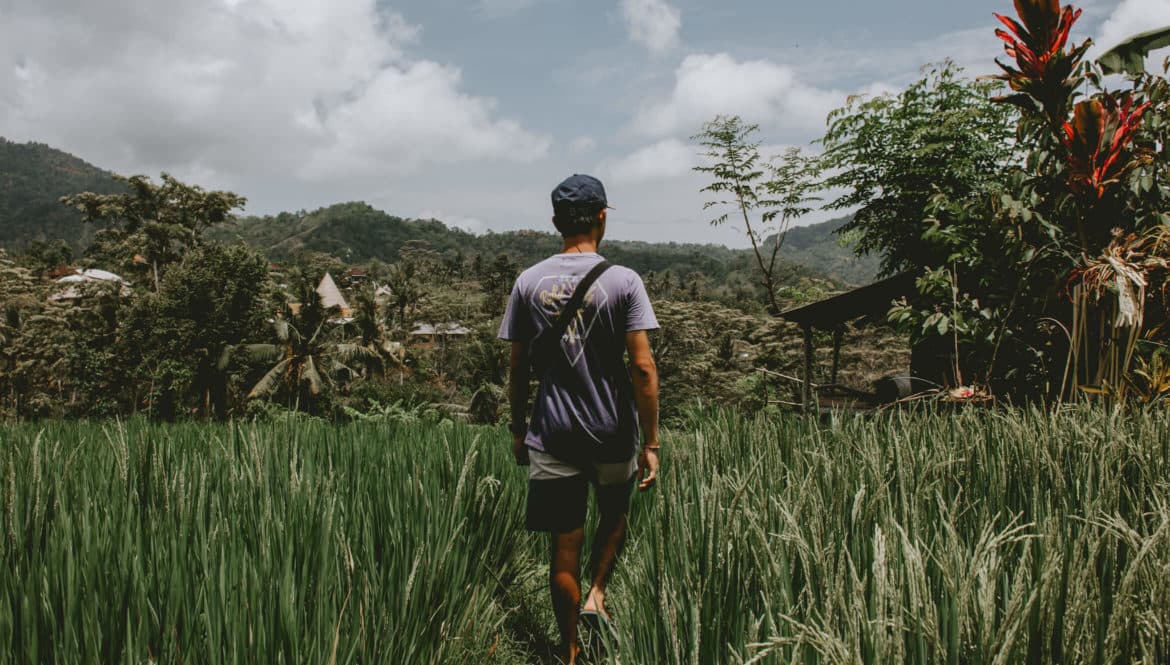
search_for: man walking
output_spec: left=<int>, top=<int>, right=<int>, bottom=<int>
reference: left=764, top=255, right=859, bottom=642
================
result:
left=499, top=174, right=660, bottom=664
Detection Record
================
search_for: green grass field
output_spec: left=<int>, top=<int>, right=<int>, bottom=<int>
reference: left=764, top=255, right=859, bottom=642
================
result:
left=3, top=407, right=1169, bottom=663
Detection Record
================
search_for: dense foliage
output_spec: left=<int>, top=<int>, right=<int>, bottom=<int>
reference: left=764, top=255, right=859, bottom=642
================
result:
left=4, top=407, right=1168, bottom=663
left=212, top=201, right=873, bottom=289
left=0, top=138, right=122, bottom=253
left=0, top=151, right=896, bottom=424
left=820, top=61, right=1019, bottom=278
left=704, top=1, right=1170, bottom=402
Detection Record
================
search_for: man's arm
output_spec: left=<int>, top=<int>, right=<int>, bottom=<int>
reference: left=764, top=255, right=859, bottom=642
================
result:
left=626, top=330, right=659, bottom=489
left=508, top=341, right=530, bottom=465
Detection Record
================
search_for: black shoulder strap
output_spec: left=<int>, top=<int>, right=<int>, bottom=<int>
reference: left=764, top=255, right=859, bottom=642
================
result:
left=550, top=260, right=612, bottom=341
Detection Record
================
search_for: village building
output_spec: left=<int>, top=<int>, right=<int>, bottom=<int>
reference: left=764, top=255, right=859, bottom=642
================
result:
left=316, top=272, right=353, bottom=318
left=49, top=268, right=132, bottom=302
left=286, top=272, right=354, bottom=320
left=343, top=267, right=368, bottom=288
left=410, top=322, right=472, bottom=349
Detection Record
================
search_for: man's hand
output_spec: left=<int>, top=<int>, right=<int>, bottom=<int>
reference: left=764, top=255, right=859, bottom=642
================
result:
left=513, top=435, right=530, bottom=466
left=637, top=446, right=659, bottom=490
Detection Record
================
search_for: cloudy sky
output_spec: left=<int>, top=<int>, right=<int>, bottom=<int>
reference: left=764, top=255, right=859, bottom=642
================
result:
left=1, top=0, right=1164, bottom=246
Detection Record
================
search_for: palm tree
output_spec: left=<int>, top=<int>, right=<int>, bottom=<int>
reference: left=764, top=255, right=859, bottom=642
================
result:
left=224, top=279, right=339, bottom=412
left=338, top=286, right=392, bottom=380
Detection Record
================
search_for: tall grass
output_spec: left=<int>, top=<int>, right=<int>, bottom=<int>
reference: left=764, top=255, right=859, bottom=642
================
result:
left=2, top=407, right=1169, bottom=663
left=0, top=419, right=545, bottom=664
left=611, top=406, right=1170, bottom=663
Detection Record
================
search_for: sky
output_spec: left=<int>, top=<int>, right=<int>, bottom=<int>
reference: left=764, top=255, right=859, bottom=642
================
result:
left=1, top=0, right=1165, bottom=247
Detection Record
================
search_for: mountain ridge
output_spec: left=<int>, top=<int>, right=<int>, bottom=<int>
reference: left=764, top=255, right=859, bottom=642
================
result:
left=0, top=139, right=880, bottom=285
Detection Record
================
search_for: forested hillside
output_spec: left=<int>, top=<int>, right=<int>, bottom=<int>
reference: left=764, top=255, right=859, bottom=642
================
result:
left=215, top=203, right=880, bottom=287
left=0, top=138, right=122, bottom=252
left=0, top=139, right=880, bottom=287
left=212, top=202, right=856, bottom=286
left=771, top=219, right=881, bottom=285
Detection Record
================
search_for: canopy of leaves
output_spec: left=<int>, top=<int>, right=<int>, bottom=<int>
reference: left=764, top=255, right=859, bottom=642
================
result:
left=64, top=173, right=246, bottom=286
left=820, top=61, right=1019, bottom=277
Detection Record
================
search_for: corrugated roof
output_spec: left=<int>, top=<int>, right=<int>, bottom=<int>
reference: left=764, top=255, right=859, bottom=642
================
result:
left=779, top=273, right=915, bottom=329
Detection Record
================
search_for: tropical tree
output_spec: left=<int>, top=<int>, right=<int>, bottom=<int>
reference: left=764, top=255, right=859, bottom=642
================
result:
left=227, top=277, right=353, bottom=414
left=63, top=173, right=246, bottom=291
left=1099, top=26, right=1170, bottom=75
left=339, top=285, right=393, bottom=380
left=120, top=242, right=271, bottom=419
left=866, top=0, right=1170, bottom=400
left=0, top=251, right=40, bottom=417
left=820, top=61, right=1019, bottom=277
left=692, top=116, right=818, bottom=314
left=985, top=0, right=1168, bottom=400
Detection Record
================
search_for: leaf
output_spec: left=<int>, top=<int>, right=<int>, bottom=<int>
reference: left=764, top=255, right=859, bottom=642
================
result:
left=216, top=346, right=234, bottom=371
left=239, top=344, right=282, bottom=364
left=1099, top=26, right=1170, bottom=75
left=1071, top=100, right=1105, bottom=156
left=248, top=358, right=291, bottom=399
left=303, top=356, right=323, bottom=395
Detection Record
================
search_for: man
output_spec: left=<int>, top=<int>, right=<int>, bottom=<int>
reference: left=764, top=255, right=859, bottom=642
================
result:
left=498, top=174, right=660, bottom=665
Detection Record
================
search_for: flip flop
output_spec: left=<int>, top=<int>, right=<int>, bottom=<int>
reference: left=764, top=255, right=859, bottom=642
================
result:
left=578, top=610, right=618, bottom=660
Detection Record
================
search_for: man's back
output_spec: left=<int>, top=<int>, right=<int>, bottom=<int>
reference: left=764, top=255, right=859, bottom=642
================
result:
left=499, top=251, right=657, bottom=462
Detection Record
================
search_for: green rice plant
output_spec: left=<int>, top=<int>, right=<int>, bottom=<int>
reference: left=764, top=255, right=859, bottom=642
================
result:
left=2, top=406, right=1169, bottom=664
left=0, top=419, right=546, bottom=664
left=606, top=405, right=1170, bottom=664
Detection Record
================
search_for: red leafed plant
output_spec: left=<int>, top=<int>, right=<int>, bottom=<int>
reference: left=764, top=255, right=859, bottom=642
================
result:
left=993, top=0, right=1091, bottom=124
left=1062, top=94, right=1153, bottom=202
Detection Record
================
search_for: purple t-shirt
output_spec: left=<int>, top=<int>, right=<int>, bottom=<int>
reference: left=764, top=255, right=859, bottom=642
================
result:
left=499, top=253, right=658, bottom=462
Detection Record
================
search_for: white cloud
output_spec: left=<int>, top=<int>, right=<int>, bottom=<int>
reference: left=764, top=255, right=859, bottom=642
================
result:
left=301, top=60, right=549, bottom=180
left=0, top=0, right=548, bottom=190
left=601, top=139, right=695, bottom=183
left=1096, top=0, right=1170, bottom=60
left=569, top=136, right=597, bottom=154
left=620, top=0, right=682, bottom=54
left=629, top=53, right=844, bottom=139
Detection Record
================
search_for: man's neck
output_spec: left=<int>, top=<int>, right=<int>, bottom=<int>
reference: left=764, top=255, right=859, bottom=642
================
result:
left=560, top=237, right=599, bottom=254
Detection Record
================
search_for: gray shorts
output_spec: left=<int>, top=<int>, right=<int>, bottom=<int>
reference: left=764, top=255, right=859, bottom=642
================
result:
left=525, top=450, right=639, bottom=532
left=528, top=449, right=639, bottom=482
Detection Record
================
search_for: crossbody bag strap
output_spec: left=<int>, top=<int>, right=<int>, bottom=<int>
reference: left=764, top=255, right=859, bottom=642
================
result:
left=548, top=260, right=612, bottom=345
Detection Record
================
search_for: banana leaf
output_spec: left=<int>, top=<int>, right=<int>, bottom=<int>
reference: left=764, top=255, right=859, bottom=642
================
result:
left=248, top=358, right=291, bottom=399
left=1099, top=26, right=1170, bottom=75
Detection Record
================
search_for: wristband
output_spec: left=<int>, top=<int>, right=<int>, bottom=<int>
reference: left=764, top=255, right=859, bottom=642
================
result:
left=643, top=444, right=661, bottom=450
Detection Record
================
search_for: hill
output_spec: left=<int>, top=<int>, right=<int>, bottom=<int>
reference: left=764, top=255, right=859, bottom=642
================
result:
left=0, top=138, right=122, bottom=253
left=770, top=218, right=882, bottom=286
left=0, top=139, right=880, bottom=286
left=215, top=203, right=880, bottom=286
left=213, top=201, right=783, bottom=283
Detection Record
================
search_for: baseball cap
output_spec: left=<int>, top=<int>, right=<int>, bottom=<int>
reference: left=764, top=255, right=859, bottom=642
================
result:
left=551, top=174, right=614, bottom=210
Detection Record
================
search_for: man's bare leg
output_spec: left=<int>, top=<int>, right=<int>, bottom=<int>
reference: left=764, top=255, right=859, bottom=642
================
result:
left=582, top=511, right=628, bottom=617
left=550, top=529, right=585, bottom=664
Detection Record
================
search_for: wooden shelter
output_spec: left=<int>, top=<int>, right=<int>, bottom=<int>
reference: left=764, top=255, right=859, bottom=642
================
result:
left=779, top=273, right=916, bottom=408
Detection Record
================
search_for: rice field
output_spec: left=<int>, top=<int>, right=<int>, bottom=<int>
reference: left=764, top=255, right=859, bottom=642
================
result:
left=2, top=406, right=1169, bottom=663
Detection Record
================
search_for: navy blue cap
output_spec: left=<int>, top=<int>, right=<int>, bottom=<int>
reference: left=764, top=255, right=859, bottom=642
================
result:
left=551, top=174, right=614, bottom=210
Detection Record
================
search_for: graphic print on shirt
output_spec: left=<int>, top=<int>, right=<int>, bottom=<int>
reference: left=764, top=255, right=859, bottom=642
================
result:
left=534, top=274, right=610, bottom=367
